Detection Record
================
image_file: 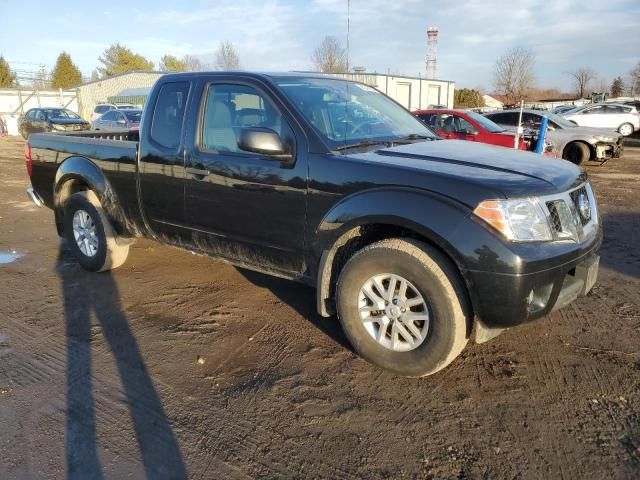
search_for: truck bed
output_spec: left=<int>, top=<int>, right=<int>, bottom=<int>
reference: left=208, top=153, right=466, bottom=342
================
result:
left=27, top=130, right=139, bottom=223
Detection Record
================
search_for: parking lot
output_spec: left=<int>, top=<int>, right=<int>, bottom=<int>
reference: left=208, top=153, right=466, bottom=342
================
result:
left=1, top=135, right=639, bottom=478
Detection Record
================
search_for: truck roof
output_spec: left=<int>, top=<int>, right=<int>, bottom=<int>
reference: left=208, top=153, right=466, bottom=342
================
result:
left=159, top=71, right=360, bottom=82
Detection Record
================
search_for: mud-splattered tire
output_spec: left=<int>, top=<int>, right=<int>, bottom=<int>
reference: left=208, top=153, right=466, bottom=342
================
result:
left=336, top=238, right=470, bottom=377
left=63, top=191, right=129, bottom=272
left=563, top=142, right=590, bottom=165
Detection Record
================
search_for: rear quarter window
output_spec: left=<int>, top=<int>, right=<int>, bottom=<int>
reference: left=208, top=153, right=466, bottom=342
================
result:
left=150, top=82, right=190, bottom=150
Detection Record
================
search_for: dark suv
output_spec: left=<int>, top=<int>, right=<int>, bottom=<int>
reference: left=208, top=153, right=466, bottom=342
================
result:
left=19, top=108, right=89, bottom=139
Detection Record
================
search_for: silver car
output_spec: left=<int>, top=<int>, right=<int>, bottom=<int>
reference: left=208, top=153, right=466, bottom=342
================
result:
left=92, top=109, right=142, bottom=132
left=485, top=109, right=623, bottom=164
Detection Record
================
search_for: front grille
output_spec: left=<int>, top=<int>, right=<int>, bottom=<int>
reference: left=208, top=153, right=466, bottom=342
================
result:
left=540, top=182, right=597, bottom=243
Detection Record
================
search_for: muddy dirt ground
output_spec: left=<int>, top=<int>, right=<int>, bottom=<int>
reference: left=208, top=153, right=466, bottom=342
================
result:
left=1, top=135, right=639, bottom=479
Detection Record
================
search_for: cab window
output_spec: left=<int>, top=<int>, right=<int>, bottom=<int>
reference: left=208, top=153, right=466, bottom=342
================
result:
left=150, top=81, right=190, bottom=150
left=200, top=83, right=284, bottom=154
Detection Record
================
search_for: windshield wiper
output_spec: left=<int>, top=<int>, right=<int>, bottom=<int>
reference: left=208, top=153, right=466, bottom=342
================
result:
left=391, top=134, right=436, bottom=145
left=335, top=139, right=390, bottom=152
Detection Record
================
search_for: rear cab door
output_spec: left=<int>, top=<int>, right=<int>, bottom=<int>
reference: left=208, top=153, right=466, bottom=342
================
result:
left=138, top=79, right=193, bottom=242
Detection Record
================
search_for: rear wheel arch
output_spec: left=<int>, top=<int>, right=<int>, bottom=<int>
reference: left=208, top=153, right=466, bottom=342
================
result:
left=54, top=157, right=127, bottom=237
left=618, top=122, right=634, bottom=136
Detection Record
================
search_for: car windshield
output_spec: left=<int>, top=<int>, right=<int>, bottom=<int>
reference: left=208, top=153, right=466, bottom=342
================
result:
left=123, top=111, right=142, bottom=122
left=546, top=112, right=577, bottom=128
left=275, top=77, right=437, bottom=149
left=45, top=109, right=81, bottom=120
left=563, top=105, right=588, bottom=115
left=464, top=111, right=504, bottom=133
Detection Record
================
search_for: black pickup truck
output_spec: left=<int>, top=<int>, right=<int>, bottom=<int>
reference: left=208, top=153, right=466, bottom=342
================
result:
left=25, top=72, right=602, bottom=376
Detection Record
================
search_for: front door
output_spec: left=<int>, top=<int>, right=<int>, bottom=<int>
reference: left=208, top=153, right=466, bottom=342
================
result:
left=184, top=81, right=307, bottom=274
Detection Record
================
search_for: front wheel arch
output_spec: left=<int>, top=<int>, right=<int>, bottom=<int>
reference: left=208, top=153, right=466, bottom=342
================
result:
left=316, top=219, right=472, bottom=330
left=562, top=141, right=591, bottom=164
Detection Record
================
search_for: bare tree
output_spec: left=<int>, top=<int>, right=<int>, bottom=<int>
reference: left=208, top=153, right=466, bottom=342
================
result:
left=568, top=67, right=595, bottom=98
left=493, top=46, right=535, bottom=104
left=182, top=54, right=209, bottom=72
left=215, top=41, right=241, bottom=71
left=629, top=61, right=640, bottom=96
left=312, top=36, right=348, bottom=73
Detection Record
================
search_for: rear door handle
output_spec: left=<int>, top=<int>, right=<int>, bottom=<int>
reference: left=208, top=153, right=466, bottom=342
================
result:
left=186, top=167, right=210, bottom=177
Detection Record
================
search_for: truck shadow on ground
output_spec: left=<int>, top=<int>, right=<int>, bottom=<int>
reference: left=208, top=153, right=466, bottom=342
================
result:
left=55, top=243, right=187, bottom=480
left=236, top=268, right=353, bottom=351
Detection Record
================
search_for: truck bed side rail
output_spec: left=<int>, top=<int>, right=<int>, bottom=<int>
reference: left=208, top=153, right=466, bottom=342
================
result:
left=56, top=130, right=139, bottom=142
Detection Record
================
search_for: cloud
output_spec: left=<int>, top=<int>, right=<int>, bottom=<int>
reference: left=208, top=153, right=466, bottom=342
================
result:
left=4, top=0, right=640, bottom=90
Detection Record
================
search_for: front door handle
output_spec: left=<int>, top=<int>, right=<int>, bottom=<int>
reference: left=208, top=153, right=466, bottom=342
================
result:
left=186, top=167, right=210, bottom=177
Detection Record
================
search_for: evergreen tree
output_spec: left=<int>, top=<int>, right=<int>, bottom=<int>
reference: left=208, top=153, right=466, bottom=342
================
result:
left=51, top=52, right=82, bottom=89
left=159, top=54, right=187, bottom=72
left=454, top=88, right=485, bottom=108
left=0, top=56, right=18, bottom=88
left=610, top=77, right=625, bottom=98
left=97, top=43, right=154, bottom=77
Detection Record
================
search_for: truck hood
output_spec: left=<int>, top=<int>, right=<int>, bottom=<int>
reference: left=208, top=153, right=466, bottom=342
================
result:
left=349, top=139, right=584, bottom=205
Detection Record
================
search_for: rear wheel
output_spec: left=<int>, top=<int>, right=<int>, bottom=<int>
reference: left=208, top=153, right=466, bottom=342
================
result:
left=336, top=239, right=470, bottom=377
left=63, top=191, right=129, bottom=272
left=563, top=142, right=590, bottom=165
left=618, top=123, right=634, bottom=136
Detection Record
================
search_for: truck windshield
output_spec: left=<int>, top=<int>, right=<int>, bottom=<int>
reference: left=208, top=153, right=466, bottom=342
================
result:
left=275, top=77, right=437, bottom=149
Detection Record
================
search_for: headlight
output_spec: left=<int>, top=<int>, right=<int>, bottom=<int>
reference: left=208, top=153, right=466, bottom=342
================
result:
left=593, top=135, right=613, bottom=142
left=51, top=123, right=66, bottom=131
left=474, top=198, right=552, bottom=242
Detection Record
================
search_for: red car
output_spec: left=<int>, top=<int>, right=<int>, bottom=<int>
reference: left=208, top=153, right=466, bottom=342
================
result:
left=414, top=109, right=530, bottom=151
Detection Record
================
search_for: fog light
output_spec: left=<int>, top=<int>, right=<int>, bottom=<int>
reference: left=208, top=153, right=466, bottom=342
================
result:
left=527, top=283, right=554, bottom=314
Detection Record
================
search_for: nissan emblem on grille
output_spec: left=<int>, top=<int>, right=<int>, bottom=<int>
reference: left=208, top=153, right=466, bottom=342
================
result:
left=577, top=192, right=591, bottom=221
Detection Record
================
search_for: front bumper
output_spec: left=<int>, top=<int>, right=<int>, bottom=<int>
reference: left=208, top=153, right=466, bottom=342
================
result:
left=594, top=139, right=623, bottom=160
left=464, top=228, right=602, bottom=329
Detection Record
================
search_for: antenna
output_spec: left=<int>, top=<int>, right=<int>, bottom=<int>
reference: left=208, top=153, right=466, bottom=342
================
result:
left=426, top=26, right=438, bottom=79
left=346, top=0, right=350, bottom=72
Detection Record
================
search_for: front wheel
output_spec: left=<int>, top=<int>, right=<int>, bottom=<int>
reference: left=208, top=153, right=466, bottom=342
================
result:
left=618, top=123, right=634, bottom=136
left=563, top=142, right=590, bottom=165
left=336, top=239, right=470, bottom=377
left=63, top=191, right=129, bottom=272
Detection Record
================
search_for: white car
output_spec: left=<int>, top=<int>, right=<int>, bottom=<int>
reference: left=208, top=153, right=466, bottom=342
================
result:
left=90, top=103, right=139, bottom=122
left=562, top=103, right=640, bottom=136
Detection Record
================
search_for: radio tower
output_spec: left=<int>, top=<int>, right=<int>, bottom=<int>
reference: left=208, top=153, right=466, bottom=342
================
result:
left=426, top=26, right=438, bottom=79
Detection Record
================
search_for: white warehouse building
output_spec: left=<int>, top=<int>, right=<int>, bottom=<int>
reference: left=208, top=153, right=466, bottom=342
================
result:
left=330, top=72, right=455, bottom=110
left=75, top=71, right=454, bottom=120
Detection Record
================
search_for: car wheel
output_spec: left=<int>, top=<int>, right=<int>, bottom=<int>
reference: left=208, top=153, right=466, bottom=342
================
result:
left=618, top=123, right=634, bottom=136
left=336, top=238, right=470, bottom=377
left=63, top=191, right=129, bottom=272
left=563, top=142, right=590, bottom=165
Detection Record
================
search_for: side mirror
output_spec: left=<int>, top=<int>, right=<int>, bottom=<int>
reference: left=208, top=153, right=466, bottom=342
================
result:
left=465, top=129, right=479, bottom=135
left=238, top=127, right=290, bottom=158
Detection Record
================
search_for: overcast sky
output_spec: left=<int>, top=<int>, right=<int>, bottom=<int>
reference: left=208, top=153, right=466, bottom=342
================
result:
left=1, top=0, right=638, bottom=91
